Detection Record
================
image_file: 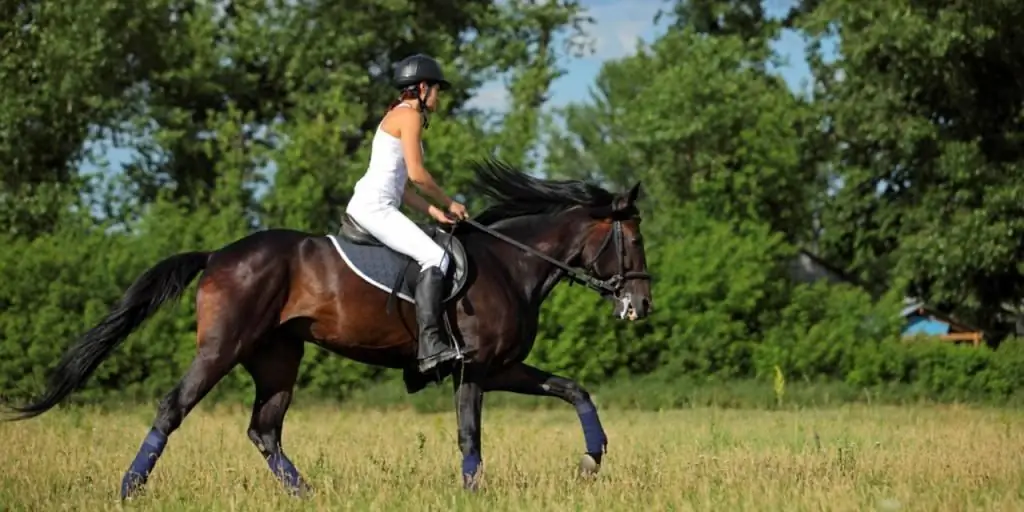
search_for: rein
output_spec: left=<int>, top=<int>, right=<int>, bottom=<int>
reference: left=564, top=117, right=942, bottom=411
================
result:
left=456, top=217, right=650, bottom=298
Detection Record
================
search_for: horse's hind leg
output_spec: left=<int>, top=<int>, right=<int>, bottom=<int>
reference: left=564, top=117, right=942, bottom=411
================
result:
left=241, top=334, right=307, bottom=495
left=119, top=342, right=240, bottom=499
left=120, top=280, right=262, bottom=500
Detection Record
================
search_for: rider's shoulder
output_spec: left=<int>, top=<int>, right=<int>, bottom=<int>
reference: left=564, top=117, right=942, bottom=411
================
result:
left=385, top=107, right=420, bottom=134
left=380, top=107, right=420, bottom=139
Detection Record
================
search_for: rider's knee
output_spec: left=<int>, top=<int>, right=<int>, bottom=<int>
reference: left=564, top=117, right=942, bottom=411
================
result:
left=422, top=249, right=449, bottom=275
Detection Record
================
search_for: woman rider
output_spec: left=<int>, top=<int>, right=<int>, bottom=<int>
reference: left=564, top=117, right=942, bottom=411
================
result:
left=345, top=53, right=470, bottom=375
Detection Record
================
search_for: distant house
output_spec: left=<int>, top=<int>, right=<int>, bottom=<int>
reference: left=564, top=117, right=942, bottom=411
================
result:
left=788, top=249, right=985, bottom=346
left=901, top=300, right=984, bottom=346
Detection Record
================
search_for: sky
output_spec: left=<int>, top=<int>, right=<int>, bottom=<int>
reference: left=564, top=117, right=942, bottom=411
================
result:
left=87, top=0, right=831, bottom=178
left=465, top=0, right=824, bottom=112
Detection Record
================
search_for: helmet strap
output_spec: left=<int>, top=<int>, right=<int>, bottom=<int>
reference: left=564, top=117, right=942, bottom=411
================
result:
left=399, top=82, right=432, bottom=129
left=417, top=82, right=432, bottom=130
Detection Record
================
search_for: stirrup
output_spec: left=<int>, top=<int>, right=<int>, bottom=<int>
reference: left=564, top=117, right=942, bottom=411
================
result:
left=418, top=348, right=461, bottom=373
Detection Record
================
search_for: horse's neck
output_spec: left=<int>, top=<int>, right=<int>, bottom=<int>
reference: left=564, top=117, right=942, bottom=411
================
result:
left=478, top=212, right=587, bottom=303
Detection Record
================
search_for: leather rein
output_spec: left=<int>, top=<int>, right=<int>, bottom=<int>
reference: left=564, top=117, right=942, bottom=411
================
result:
left=456, top=216, right=651, bottom=298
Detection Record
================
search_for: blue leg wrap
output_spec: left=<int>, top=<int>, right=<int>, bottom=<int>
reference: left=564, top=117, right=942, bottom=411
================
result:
left=575, top=401, right=607, bottom=455
left=462, top=452, right=482, bottom=489
left=120, top=428, right=168, bottom=499
left=267, top=452, right=303, bottom=492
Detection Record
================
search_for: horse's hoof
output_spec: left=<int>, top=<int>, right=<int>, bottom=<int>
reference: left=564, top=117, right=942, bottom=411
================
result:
left=578, top=453, right=601, bottom=476
left=463, top=473, right=481, bottom=491
left=290, top=483, right=315, bottom=499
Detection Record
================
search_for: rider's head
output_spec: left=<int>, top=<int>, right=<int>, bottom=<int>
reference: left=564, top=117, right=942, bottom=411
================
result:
left=390, top=53, right=451, bottom=115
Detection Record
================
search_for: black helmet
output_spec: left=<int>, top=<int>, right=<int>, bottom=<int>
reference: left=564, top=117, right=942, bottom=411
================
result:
left=393, top=53, right=451, bottom=91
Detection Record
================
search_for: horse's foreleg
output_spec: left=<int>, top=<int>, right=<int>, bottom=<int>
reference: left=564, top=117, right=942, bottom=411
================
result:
left=451, top=366, right=484, bottom=489
left=481, top=362, right=608, bottom=474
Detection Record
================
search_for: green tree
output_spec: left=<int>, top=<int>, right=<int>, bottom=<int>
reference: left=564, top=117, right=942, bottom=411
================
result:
left=797, top=0, right=1024, bottom=335
left=546, top=26, right=817, bottom=240
left=0, top=0, right=172, bottom=236
left=534, top=6, right=819, bottom=381
left=259, top=0, right=590, bottom=231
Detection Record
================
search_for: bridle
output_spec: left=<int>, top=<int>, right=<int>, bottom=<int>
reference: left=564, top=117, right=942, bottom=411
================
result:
left=579, top=218, right=651, bottom=296
left=457, top=216, right=651, bottom=299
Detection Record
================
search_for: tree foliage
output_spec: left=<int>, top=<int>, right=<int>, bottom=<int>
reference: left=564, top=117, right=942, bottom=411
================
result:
left=793, top=0, right=1024, bottom=334
left=3, top=0, right=1024, bottom=406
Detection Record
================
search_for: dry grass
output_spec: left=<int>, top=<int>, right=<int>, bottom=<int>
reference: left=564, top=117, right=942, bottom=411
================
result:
left=1, top=402, right=1023, bottom=511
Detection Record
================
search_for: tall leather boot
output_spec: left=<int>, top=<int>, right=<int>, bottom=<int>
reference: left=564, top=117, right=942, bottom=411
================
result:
left=415, top=266, right=461, bottom=374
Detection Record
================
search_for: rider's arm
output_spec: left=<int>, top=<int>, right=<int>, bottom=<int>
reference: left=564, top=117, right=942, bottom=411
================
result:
left=402, top=187, right=441, bottom=218
left=398, top=109, right=454, bottom=208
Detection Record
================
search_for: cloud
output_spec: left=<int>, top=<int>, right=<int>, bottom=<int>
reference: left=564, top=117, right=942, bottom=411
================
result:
left=464, top=0, right=671, bottom=112
left=582, top=0, right=667, bottom=61
left=465, top=82, right=510, bottom=111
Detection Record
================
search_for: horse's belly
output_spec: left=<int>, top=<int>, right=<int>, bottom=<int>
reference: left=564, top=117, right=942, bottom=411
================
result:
left=308, top=339, right=413, bottom=369
left=286, top=311, right=416, bottom=369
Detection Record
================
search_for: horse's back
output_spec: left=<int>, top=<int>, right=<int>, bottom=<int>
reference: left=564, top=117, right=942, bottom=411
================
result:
left=203, top=228, right=314, bottom=259
left=200, top=229, right=336, bottom=294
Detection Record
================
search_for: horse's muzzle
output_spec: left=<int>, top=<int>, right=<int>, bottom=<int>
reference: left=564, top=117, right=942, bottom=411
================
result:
left=612, top=293, right=651, bottom=321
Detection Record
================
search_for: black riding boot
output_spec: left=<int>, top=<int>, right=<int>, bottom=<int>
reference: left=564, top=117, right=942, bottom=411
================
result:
left=415, top=266, right=461, bottom=374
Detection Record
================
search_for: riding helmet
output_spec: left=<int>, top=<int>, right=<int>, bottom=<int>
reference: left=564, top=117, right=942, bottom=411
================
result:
left=393, top=53, right=452, bottom=91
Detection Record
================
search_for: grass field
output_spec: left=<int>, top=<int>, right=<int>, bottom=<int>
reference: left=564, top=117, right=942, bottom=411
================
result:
left=2, top=401, right=1023, bottom=511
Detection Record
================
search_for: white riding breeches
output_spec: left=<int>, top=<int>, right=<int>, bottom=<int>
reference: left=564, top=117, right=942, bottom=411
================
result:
left=345, top=198, right=450, bottom=275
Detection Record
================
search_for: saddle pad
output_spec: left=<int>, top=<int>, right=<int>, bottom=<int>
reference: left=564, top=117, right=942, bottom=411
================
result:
left=326, top=234, right=419, bottom=304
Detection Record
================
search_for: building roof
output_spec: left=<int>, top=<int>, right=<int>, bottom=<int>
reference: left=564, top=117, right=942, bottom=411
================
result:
left=793, top=249, right=984, bottom=336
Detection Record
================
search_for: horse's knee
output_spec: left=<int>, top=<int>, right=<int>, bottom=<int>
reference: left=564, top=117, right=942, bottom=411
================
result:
left=569, top=385, right=592, bottom=406
left=547, top=378, right=592, bottom=407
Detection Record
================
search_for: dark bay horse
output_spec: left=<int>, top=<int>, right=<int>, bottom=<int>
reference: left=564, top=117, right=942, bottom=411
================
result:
left=2, top=159, right=652, bottom=498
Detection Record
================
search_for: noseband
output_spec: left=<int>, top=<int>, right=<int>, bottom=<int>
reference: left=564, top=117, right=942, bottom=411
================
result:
left=459, top=217, right=651, bottom=298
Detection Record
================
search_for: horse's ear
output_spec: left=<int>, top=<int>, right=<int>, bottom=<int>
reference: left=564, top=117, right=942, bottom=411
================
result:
left=614, top=182, right=641, bottom=211
left=627, top=182, right=641, bottom=204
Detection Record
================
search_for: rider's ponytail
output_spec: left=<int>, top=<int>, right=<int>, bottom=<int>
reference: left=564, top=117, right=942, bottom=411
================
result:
left=388, top=89, right=420, bottom=113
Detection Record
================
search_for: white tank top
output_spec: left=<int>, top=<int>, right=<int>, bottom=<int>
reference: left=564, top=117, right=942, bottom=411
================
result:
left=350, top=103, right=423, bottom=207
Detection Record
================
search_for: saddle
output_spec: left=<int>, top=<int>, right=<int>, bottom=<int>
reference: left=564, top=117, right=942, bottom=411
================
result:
left=338, top=213, right=439, bottom=246
left=336, top=214, right=472, bottom=394
left=336, top=213, right=469, bottom=305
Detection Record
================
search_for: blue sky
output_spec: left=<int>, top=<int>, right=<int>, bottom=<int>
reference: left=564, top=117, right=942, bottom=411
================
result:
left=466, top=0, right=822, bottom=112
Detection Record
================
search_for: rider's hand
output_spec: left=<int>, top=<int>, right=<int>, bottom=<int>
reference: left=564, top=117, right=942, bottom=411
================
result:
left=429, top=206, right=456, bottom=224
left=448, top=201, right=469, bottom=220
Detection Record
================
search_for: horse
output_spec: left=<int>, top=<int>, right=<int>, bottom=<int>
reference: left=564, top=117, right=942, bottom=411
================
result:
left=1, top=158, right=653, bottom=499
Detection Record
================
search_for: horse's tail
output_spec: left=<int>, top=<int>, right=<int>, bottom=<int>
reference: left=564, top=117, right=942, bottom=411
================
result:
left=3, top=251, right=211, bottom=421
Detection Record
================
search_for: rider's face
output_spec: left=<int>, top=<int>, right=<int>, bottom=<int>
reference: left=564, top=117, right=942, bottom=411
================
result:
left=422, top=83, right=440, bottom=111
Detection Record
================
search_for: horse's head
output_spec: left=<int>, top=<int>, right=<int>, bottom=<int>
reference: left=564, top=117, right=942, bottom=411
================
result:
left=579, top=182, right=652, bottom=321
left=465, top=159, right=652, bottom=320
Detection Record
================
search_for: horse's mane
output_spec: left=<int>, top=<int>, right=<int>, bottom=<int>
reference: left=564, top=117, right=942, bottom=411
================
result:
left=466, top=158, right=616, bottom=226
